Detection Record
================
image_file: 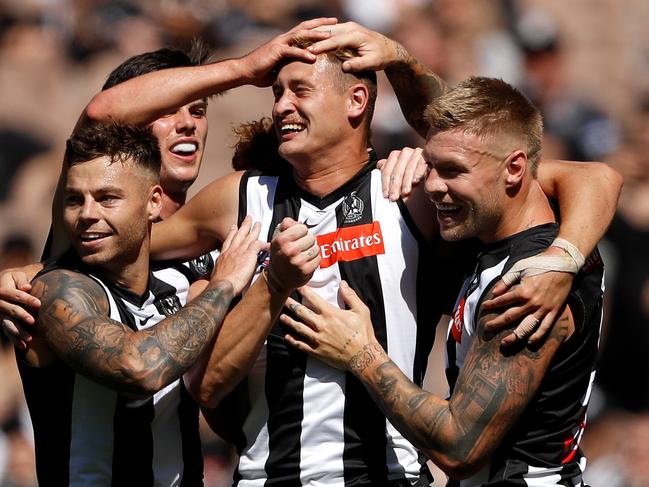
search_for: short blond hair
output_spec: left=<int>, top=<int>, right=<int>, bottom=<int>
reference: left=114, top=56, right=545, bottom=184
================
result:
left=424, top=77, right=543, bottom=175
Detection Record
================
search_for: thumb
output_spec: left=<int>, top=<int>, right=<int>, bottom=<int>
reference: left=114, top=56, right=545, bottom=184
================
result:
left=280, top=217, right=298, bottom=231
left=15, top=273, right=33, bottom=292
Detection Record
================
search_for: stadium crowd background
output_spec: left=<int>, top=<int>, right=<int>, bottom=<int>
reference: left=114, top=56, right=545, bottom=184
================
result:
left=0, top=0, right=648, bottom=485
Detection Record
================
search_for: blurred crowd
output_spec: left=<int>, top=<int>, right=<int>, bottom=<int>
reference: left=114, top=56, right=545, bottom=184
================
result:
left=1, top=0, right=649, bottom=485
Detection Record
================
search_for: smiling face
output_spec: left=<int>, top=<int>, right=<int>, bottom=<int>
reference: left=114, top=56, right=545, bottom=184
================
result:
left=424, top=129, right=507, bottom=242
left=150, top=99, right=208, bottom=195
left=63, top=156, right=162, bottom=272
left=271, top=58, right=352, bottom=164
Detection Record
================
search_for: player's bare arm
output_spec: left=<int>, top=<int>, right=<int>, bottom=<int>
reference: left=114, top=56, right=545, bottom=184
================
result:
left=28, top=269, right=234, bottom=397
left=150, top=170, right=243, bottom=261
left=84, top=18, right=337, bottom=126
left=282, top=283, right=573, bottom=479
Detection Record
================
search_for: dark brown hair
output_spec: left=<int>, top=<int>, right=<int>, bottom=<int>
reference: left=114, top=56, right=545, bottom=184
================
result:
left=64, top=121, right=161, bottom=177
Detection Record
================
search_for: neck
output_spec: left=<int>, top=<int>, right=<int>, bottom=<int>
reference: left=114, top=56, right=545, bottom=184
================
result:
left=160, top=191, right=186, bottom=220
left=98, top=235, right=152, bottom=297
left=485, top=180, right=556, bottom=242
left=290, top=144, right=371, bottom=198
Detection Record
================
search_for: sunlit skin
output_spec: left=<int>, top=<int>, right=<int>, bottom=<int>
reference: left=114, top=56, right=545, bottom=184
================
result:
left=271, top=57, right=369, bottom=189
left=62, top=157, right=162, bottom=294
left=150, top=99, right=208, bottom=216
left=424, top=129, right=514, bottom=243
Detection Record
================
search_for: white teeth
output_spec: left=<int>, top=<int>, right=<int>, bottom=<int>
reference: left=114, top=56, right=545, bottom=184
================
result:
left=281, top=124, right=305, bottom=132
left=81, top=233, right=106, bottom=240
left=436, top=203, right=460, bottom=211
left=171, top=142, right=197, bottom=154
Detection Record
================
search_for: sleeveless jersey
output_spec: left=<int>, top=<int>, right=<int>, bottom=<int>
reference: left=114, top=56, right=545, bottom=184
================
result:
left=226, top=161, right=442, bottom=486
left=446, top=224, right=604, bottom=487
left=18, top=250, right=203, bottom=487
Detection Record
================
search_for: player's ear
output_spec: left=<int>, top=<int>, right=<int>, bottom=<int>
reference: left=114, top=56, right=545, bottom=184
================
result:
left=348, top=83, right=368, bottom=123
left=504, top=150, right=527, bottom=189
left=147, top=184, right=163, bottom=222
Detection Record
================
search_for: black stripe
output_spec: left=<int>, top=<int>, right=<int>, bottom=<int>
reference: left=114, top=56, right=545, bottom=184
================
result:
left=111, top=396, right=155, bottom=486
left=262, top=174, right=305, bottom=486
left=337, top=175, right=389, bottom=485
left=179, top=381, right=204, bottom=486
left=17, top=359, right=75, bottom=486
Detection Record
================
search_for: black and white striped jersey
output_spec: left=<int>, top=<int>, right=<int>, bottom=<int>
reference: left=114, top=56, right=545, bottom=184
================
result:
left=226, top=160, right=443, bottom=486
left=18, top=250, right=203, bottom=487
left=445, top=223, right=604, bottom=487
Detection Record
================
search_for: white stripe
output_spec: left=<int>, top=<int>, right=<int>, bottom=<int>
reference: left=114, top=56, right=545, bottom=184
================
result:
left=151, top=381, right=183, bottom=487
left=298, top=200, right=346, bottom=485
left=372, top=171, right=420, bottom=478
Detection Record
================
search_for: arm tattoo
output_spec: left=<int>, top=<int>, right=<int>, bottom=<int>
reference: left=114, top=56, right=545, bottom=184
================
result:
left=385, top=44, right=447, bottom=137
left=348, top=343, right=385, bottom=374
left=34, top=270, right=234, bottom=396
left=351, top=292, right=571, bottom=469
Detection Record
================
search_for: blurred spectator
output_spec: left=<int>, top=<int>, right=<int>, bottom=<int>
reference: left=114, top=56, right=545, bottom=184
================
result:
left=0, top=234, right=36, bottom=486
left=514, top=7, right=620, bottom=161
left=0, top=234, right=34, bottom=270
left=0, top=129, right=49, bottom=202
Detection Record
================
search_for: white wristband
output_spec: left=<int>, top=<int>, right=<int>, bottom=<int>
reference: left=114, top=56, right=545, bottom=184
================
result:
left=551, top=238, right=586, bottom=270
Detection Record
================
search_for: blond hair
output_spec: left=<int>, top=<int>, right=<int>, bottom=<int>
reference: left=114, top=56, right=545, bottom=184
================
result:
left=424, top=77, right=543, bottom=175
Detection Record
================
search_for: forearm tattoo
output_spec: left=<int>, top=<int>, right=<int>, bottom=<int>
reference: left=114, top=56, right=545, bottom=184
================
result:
left=348, top=343, right=386, bottom=374
left=353, top=307, right=569, bottom=464
left=385, top=43, right=447, bottom=137
left=35, top=270, right=234, bottom=395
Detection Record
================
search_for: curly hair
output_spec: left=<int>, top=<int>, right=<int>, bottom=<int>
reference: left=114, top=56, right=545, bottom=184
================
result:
left=230, top=117, right=290, bottom=174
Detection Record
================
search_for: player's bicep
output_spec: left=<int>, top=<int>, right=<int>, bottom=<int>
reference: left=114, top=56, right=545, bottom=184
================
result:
left=31, top=271, right=140, bottom=384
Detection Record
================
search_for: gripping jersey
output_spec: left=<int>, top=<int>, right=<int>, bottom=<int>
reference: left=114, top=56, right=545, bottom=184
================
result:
left=18, top=250, right=203, bottom=487
left=227, top=160, right=440, bottom=486
left=446, top=224, right=604, bottom=487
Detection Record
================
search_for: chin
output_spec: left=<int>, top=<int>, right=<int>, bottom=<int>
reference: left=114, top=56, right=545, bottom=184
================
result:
left=440, top=226, right=471, bottom=242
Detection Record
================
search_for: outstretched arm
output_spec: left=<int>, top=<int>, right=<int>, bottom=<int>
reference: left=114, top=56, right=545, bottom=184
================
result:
left=150, top=170, right=243, bottom=261
left=282, top=283, right=572, bottom=478
left=84, top=18, right=337, bottom=126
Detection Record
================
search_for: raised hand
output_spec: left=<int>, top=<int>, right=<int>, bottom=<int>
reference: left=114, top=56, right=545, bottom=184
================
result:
left=307, top=21, right=408, bottom=73
left=212, top=216, right=267, bottom=295
left=239, top=17, right=338, bottom=87
left=377, top=147, right=427, bottom=201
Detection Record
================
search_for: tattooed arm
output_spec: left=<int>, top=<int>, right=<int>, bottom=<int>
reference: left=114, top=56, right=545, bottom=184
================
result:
left=308, top=22, right=447, bottom=138
left=282, top=283, right=574, bottom=478
left=27, top=269, right=234, bottom=398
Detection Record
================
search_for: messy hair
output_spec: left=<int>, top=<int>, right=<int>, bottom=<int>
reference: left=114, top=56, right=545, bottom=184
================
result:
left=64, top=120, right=161, bottom=178
left=231, top=117, right=290, bottom=174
